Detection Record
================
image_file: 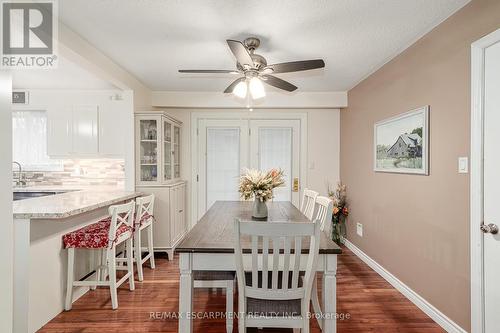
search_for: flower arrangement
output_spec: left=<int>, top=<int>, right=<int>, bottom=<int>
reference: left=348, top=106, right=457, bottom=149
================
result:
left=239, top=168, right=285, bottom=202
left=328, top=182, right=349, bottom=244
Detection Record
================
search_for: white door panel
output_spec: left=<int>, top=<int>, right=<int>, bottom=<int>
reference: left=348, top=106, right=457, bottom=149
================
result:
left=249, top=120, right=300, bottom=207
left=198, top=119, right=248, bottom=220
left=483, top=40, right=500, bottom=332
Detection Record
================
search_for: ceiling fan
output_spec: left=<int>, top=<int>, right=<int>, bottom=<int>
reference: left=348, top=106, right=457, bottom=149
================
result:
left=178, top=37, right=325, bottom=99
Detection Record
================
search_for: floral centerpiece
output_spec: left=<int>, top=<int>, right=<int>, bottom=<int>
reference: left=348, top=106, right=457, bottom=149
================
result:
left=239, top=168, right=285, bottom=219
left=328, top=182, right=349, bottom=244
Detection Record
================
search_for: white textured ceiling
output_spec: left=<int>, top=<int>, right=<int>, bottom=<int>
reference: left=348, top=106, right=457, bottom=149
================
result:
left=12, top=56, right=116, bottom=89
left=59, top=0, right=470, bottom=92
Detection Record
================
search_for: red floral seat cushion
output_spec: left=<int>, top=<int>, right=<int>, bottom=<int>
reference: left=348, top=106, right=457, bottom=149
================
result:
left=136, top=212, right=153, bottom=227
left=63, top=218, right=132, bottom=249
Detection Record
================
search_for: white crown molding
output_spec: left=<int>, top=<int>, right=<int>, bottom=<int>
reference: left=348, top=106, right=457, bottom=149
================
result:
left=151, top=91, right=347, bottom=109
left=344, top=239, right=467, bottom=333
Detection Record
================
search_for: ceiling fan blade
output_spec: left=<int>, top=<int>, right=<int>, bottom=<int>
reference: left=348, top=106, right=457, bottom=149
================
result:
left=226, top=40, right=254, bottom=68
left=263, top=59, right=325, bottom=74
left=261, top=75, right=297, bottom=92
left=179, top=69, right=240, bottom=74
left=223, top=77, right=245, bottom=93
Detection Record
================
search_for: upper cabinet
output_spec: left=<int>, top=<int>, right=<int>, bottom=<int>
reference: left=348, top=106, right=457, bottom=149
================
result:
left=46, top=102, right=126, bottom=157
left=72, top=105, right=99, bottom=155
left=136, top=112, right=182, bottom=185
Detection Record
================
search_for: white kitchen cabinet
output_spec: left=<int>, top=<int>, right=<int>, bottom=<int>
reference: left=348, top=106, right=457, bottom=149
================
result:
left=47, top=106, right=73, bottom=156
left=46, top=103, right=126, bottom=157
left=136, top=181, right=187, bottom=260
left=72, top=105, right=99, bottom=155
left=98, top=101, right=126, bottom=156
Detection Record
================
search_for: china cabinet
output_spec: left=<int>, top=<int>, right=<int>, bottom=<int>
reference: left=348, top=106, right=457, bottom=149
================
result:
left=135, top=113, right=182, bottom=185
left=135, top=112, right=186, bottom=259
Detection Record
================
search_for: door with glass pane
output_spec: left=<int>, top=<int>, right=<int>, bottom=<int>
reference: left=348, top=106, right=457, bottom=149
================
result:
left=197, top=119, right=249, bottom=220
left=249, top=120, right=300, bottom=207
left=137, top=116, right=161, bottom=184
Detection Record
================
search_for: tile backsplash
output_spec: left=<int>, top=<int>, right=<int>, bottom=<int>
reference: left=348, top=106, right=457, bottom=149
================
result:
left=14, top=159, right=125, bottom=187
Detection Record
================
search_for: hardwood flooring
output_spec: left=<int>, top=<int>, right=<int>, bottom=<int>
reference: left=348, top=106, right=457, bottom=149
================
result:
left=39, top=247, right=445, bottom=332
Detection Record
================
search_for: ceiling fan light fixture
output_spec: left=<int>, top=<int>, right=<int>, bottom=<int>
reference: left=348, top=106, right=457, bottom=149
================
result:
left=233, top=80, right=248, bottom=98
left=249, top=77, right=265, bottom=99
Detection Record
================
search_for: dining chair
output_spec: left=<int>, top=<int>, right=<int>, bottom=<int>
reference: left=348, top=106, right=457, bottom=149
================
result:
left=63, top=201, right=136, bottom=310
left=310, top=195, right=333, bottom=330
left=234, top=218, right=321, bottom=333
left=133, top=194, right=156, bottom=281
left=300, top=188, right=319, bottom=220
left=193, top=271, right=235, bottom=333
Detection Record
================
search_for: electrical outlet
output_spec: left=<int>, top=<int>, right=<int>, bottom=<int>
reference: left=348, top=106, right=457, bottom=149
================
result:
left=356, top=222, right=363, bottom=237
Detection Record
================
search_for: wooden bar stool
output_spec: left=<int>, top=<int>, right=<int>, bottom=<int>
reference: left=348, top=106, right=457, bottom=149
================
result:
left=63, top=201, right=136, bottom=310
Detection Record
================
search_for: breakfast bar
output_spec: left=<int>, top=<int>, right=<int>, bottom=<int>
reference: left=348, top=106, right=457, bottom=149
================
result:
left=13, top=189, right=141, bottom=333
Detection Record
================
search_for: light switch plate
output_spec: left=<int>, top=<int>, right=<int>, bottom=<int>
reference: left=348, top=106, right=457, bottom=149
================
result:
left=356, top=222, right=363, bottom=237
left=458, top=157, right=468, bottom=173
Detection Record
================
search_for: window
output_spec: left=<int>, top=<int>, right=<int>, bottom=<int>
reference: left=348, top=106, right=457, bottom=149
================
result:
left=12, top=111, right=63, bottom=171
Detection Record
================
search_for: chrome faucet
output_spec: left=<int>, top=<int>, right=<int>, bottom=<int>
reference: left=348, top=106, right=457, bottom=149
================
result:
left=12, top=161, right=26, bottom=187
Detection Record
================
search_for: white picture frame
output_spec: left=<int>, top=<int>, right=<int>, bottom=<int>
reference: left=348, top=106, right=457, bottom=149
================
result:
left=374, top=106, right=429, bottom=175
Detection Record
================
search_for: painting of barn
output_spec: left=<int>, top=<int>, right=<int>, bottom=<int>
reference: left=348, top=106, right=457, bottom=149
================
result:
left=374, top=106, right=429, bottom=174
left=386, top=133, right=422, bottom=158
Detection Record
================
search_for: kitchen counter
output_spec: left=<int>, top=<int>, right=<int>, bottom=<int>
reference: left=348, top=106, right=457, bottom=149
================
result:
left=12, top=187, right=142, bottom=333
left=13, top=189, right=140, bottom=219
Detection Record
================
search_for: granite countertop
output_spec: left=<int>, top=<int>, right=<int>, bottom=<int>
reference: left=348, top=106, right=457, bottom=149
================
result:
left=13, top=189, right=141, bottom=219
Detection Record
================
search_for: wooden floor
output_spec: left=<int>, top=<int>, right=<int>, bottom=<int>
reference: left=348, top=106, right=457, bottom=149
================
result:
left=39, top=247, right=444, bottom=333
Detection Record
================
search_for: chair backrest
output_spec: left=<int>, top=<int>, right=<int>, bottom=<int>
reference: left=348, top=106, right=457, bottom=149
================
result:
left=300, top=188, right=318, bottom=220
left=315, top=196, right=333, bottom=232
left=233, top=219, right=321, bottom=314
left=135, top=194, right=155, bottom=227
left=107, top=200, right=135, bottom=248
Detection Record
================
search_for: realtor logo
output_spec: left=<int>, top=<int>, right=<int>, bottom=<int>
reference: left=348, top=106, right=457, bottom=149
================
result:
left=1, top=0, right=58, bottom=68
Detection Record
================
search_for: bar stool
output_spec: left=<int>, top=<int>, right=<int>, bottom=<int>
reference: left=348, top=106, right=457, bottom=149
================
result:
left=63, top=201, right=136, bottom=310
left=133, top=194, right=156, bottom=281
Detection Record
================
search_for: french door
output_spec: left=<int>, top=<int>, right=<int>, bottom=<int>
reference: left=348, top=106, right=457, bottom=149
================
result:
left=197, top=118, right=300, bottom=221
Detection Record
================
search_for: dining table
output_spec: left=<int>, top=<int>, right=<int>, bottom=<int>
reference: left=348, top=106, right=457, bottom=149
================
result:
left=176, top=200, right=342, bottom=332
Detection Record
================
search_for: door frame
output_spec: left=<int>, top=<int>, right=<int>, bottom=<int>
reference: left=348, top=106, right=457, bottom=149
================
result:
left=470, top=28, right=500, bottom=333
left=190, top=111, right=308, bottom=228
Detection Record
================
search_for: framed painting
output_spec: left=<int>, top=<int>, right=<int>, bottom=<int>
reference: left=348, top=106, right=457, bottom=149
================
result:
left=374, top=106, right=429, bottom=175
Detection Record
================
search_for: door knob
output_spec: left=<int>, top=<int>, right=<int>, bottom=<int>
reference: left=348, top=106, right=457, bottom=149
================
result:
left=481, top=223, right=499, bottom=234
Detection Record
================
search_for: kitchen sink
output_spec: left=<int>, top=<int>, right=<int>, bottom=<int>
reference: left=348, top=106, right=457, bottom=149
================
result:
left=13, top=191, right=59, bottom=201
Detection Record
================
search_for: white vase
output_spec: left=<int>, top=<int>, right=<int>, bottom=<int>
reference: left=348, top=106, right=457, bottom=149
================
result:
left=252, top=198, right=268, bottom=219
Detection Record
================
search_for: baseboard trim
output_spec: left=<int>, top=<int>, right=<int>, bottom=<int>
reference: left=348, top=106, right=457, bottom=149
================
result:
left=343, top=239, right=467, bottom=333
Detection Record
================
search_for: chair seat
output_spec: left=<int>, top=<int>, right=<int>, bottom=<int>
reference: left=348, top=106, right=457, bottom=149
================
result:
left=243, top=271, right=303, bottom=317
left=62, top=218, right=132, bottom=249
left=193, top=270, right=236, bottom=281
left=246, top=298, right=302, bottom=317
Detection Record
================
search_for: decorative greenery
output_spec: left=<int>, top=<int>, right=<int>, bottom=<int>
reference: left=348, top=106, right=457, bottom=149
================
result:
left=328, top=182, right=349, bottom=245
left=239, top=168, right=285, bottom=202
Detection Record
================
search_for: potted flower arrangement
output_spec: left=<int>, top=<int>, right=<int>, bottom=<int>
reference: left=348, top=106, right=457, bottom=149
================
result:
left=329, top=182, right=349, bottom=244
left=239, top=168, right=285, bottom=219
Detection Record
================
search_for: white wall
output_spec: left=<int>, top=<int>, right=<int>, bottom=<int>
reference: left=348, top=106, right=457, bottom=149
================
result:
left=0, top=72, right=13, bottom=332
left=157, top=108, right=340, bottom=226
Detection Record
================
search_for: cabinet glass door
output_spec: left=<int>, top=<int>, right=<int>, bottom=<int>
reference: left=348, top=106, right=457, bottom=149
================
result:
left=139, top=119, right=159, bottom=182
left=173, top=125, right=180, bottom=178
left=164, top=120, right=172, bottom=181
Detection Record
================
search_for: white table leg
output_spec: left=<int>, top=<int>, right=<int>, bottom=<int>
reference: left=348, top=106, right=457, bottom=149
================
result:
left=178, top=253, right=193, bottom=333
left=322, top=254, right=337, bottom=333
left=13, top=218, right=30, bottom=333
